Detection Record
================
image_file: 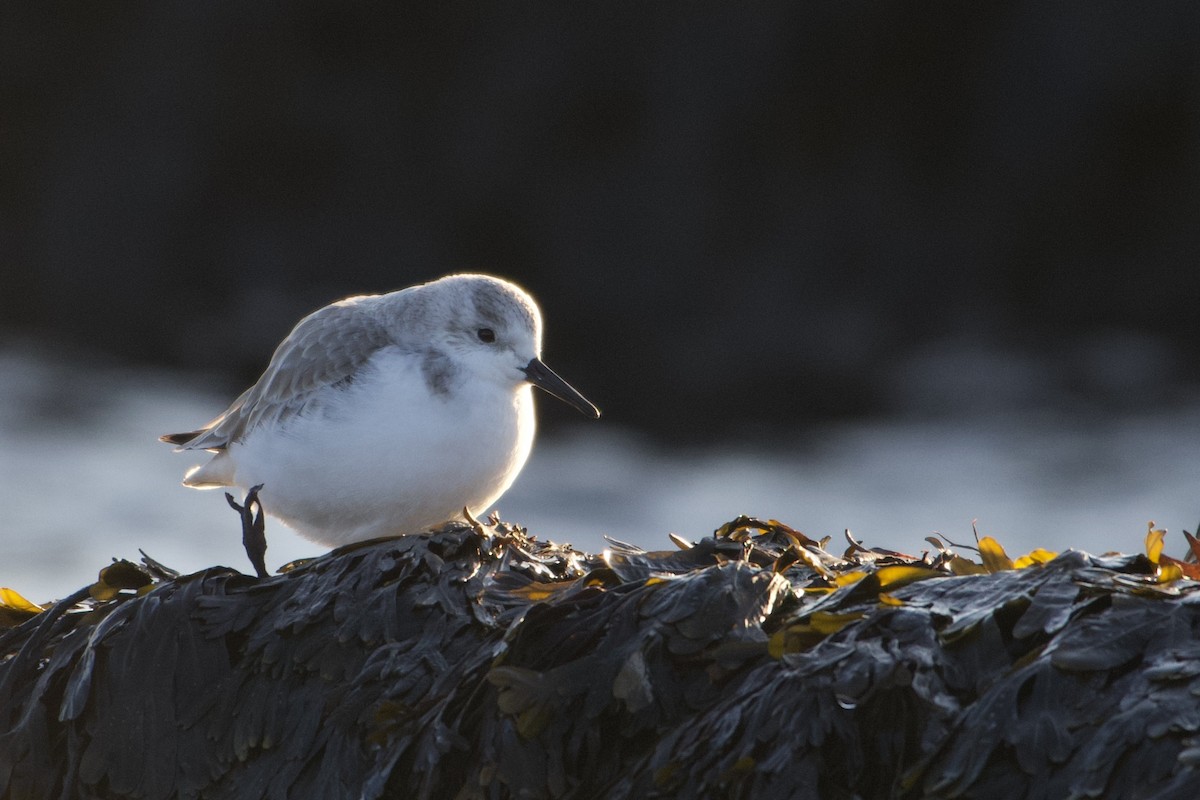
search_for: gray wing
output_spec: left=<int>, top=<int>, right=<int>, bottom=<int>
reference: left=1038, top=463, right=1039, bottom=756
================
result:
left=162, top=296, right=392, bottom=451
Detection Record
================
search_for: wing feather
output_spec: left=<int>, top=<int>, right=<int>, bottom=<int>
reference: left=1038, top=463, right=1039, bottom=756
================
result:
left=161, top=296, right=392, bottom=451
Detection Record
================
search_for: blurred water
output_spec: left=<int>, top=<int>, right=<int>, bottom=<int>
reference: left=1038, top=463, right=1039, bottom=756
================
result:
left=2, top=345, right=1198, bottom=603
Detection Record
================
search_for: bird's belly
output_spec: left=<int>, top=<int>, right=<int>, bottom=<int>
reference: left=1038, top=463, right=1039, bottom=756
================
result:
left=232, top=377, right=535, bottom=546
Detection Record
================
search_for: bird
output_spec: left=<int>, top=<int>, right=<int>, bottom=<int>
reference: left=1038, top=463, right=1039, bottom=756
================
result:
left=161, top=274, right=599, bottom=575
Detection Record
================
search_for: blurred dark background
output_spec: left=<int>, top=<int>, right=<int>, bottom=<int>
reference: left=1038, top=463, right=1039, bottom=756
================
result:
left=3, top=3, right=1198, bottom=441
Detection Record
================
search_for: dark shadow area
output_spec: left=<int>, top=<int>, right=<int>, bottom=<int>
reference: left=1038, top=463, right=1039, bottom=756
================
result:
left=2, top=4, right=1198, bottom=440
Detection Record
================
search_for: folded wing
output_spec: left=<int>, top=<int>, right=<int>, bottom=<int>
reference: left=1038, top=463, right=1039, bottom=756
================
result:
left=161, top=296, right=392, bottom=452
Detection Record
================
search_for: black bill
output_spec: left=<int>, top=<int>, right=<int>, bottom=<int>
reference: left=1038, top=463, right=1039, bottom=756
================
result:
left=523, top=358, right=601, bottom=419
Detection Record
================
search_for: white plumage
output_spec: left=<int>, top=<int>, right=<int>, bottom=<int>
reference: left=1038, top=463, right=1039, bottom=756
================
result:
left=163, top=274, right=598, bottom=548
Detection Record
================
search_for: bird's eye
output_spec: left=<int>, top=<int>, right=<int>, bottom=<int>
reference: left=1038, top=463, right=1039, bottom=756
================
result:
left=477, top=328, right=496, bottom=343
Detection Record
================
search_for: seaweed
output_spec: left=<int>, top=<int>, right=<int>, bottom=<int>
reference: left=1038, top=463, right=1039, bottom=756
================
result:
left=2, top=517, right=1199, bottom=799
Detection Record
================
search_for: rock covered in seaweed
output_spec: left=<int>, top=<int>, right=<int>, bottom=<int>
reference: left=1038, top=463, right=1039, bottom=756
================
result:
left=1, top=517, right=1199, bottom=799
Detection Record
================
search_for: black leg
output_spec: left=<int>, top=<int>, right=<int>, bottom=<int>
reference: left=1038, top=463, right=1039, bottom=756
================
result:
left=225, top=484, right=268, bottom=578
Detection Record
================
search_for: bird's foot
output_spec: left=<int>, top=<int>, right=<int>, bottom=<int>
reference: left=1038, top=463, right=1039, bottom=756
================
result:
left=226, top=484, right=268, bottom=579
left=463, top=506, right=489, bottom=538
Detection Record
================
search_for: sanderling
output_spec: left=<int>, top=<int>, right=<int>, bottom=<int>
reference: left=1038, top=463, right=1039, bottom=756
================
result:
left=162, top=274, right=599, bottom=574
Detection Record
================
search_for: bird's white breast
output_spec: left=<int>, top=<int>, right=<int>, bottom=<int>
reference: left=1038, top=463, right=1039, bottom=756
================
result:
left=230, top=347, right=536, bottom=546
